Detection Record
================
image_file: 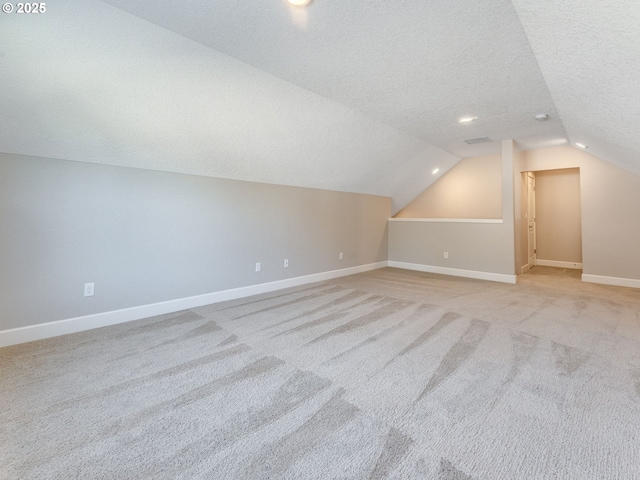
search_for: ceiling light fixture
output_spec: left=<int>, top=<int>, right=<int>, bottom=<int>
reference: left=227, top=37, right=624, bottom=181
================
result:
left=534, top=113, right=549, bottom=121
left=432, top=168, right=440, bottom=175
left=288, top=0, right=311, bottom=6
left=576, top=142, right=588, bottom=149
left=458, top=116, right=478, bottom=124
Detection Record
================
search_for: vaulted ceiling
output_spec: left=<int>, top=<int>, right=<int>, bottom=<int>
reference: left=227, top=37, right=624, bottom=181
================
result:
left=1, top=1, right=638, bottom=213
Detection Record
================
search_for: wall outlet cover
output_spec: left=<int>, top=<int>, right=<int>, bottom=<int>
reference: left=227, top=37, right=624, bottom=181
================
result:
left=84, top=283, right=95, bottom=297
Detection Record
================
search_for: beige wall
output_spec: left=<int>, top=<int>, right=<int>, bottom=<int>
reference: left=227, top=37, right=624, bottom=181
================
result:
left=389, top=144, right=640, bottom=284
left=388, top=220, right=515, bottom=276
left=534, top=168, right=582, bottom=264
left=512, top=149, right=526, bottom=273
left=526, top=146, right=640, bottom=281
left=519, top=173, right=529, bottom=270
left=0, top=153, right=390, bottom=331
left=389, top=142, right=518, bottom=279
left=395, top=154, right=501, bottom=219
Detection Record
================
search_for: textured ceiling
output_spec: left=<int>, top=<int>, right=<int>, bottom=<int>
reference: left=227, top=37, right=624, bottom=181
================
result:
left=1, top=0, right=638, bottom=213
left=0, top=0, right=458, bottom=213
left=512, top=0, right=640, bottom=175
left=103, top=0, right=566, bottom=158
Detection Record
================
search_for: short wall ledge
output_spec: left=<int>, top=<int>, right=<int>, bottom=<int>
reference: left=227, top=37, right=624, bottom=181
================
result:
left=388, top=218, right=503, bottom=224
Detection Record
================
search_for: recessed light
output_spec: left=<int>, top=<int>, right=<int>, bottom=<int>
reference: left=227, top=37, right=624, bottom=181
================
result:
left=458, top=116, right=478, bottom=124
left=576, top=142, right=588, bottom=149
left=288, top=0, right=311, bottom=5
left=534, top=113, right=549, bottom=121
left=432, top=168, right=440, bottom=175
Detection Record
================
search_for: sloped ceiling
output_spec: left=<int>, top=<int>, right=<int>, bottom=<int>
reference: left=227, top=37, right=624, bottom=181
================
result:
left=1, top=1, right=638, bottom=214
left=512, top=0, right=640, bottom=175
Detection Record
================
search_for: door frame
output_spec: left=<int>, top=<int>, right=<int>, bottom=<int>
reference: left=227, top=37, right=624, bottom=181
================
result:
left=527, top=172, right=536, bottom=270
left=520, top=171, right=537, bottom=273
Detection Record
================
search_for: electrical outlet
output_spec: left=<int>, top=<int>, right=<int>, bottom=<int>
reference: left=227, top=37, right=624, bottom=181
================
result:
left=84, top=283, right=94, bottom=297
left=444, top=252, right=449, bottom=259
left=284, top=259, right=289, bottom=268
left=255, top=262, right=261, bottom=272
left=339, top=252, right=344, bottom=260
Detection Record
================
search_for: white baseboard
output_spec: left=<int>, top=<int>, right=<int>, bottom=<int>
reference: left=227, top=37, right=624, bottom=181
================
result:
left=581, top=274, right=640, bottom=289
left=521, top=264, right=531, bottom=274
left=536, top=259, right=583, bottom=269
left=388, top=261, right=516, bottom=284
left=0, top=261, right=388, bottom=348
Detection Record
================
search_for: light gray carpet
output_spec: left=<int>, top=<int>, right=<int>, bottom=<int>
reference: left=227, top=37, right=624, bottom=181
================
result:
left=2, top=267, right=640, bottom=479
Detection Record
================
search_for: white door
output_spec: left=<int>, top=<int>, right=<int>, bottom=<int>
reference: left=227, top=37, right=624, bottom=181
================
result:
left=527, top=172, right=536, bottom=268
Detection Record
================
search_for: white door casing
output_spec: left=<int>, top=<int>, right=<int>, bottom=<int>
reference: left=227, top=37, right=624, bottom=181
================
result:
left=527, top=172, right=536, bottom=268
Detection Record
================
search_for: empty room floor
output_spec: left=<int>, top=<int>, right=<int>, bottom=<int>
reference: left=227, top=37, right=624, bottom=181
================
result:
left=2, top=267, right=640, bottom=479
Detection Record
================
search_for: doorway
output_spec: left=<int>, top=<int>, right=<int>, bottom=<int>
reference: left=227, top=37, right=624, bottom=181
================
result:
left=520, top=168, right=582, bottom=274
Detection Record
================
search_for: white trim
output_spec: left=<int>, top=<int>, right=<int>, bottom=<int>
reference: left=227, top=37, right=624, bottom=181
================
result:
left=581, top=274, right=640, bottom=289
left=536, top=259, right=583, bottom=269
left=521, top=263, right=531, bottom=274
left=388, top=218, right=503, bottom=224
left=388, top=261, right=516, bottom=284
left=0, top=262, right=388, bottom=348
